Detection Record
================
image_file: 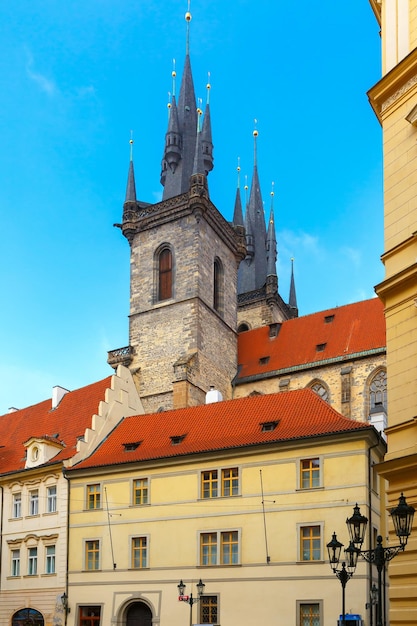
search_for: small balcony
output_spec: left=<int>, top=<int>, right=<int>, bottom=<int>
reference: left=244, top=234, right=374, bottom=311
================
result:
left=107, top=345, right=134, bottom=369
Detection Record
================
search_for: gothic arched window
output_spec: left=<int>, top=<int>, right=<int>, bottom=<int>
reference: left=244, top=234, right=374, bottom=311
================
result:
left=213, top=257, right=224, bottom=314
left=157, top=246, right=173, bottom=301
left=308, top=380, right=330, bottom=403
left=12, top=608, right=44, bottom=626
left=369, top=369, right=387, bottom=413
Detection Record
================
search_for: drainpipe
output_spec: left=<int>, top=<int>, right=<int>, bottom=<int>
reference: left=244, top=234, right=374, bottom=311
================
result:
left=368, top=436, right=381, bottom=626
left=63, top=469, right=70, bottom=626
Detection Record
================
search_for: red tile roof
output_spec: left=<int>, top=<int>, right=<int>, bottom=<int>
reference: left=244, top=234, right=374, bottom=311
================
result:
left=0, top=377, right=112, bottom=475
left=71, top=388, right=372, bottom=471
left=237, top=298, right=385, bottom=380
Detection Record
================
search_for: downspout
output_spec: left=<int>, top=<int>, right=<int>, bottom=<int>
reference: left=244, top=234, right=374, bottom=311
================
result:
left=63, top=469, right=70, bottom=626
left=368, top=436, right=381, bottom=626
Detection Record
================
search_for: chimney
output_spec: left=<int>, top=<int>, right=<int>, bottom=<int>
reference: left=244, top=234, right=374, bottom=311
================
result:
left=52, top=386, right=70, bottom=410
left=205, top=386, right=223, bottom=404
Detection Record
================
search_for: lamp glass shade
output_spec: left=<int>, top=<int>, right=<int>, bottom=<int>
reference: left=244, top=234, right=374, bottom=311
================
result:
left=345, top=541, right=359, bottom=575
left=326, top=532, right=343, bottom=568
left=197, top=579, right=205, bottom=596
left=346, top=503, right=368, bottom=546
left=390, top=493, right=415, bottom=548
left=177, top=580, right=186, bottom=596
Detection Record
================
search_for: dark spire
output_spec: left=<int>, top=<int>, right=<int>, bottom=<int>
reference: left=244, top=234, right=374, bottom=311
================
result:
left=266, top=185, right=277, bottom=277
left=233, top=159, right=244, bottom=227
left=125, top=138, right=137, bottom=203
left=237, top=128, right=267, bottom=293
left=289, top=258, right=298, bottom=312
left=192, top=107, right=205, bottom=175
left=201, top=76, right=214, bottom=175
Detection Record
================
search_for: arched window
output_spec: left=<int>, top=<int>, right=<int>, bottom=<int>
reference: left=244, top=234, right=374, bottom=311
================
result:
left=237, top=322, right=250, bottom=333
left=213, top=257, right=224, bottom=314
left=308, top=380, right=330, bottom=403
left=369, top=369, right=387, bottom=413
left=126, top=602, right=152, bottom=626
left=12, top=608, right=44, bottom=626
left=157, top=247, right=173, bottom=301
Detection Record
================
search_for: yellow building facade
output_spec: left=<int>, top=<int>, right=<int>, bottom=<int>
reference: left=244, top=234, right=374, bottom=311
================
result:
left=368, top=1, right=417, bottom=624
left=65, top=391, right=386, bottom=626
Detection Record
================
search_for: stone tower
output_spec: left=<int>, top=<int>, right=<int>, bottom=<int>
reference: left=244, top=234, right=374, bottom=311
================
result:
left=110, top=10, right=245, bottom=413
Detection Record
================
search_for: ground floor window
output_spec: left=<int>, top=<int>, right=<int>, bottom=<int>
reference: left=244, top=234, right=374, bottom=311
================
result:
left=79, top=606, right=101, bottom=626
left=12, top=608, right=44, bottom=626
left=126, top=602, right=152, bottom=626
left=299, top=602, right=321, bottom=626
left=200, top=595, right=218, bottom=624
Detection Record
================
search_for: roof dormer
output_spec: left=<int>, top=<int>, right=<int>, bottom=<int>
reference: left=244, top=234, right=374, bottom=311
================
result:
left=23, top=436, right=64, bottom=469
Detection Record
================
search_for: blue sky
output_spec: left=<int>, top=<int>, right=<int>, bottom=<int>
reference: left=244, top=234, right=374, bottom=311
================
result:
left=0, top=1, right=382, bottom=412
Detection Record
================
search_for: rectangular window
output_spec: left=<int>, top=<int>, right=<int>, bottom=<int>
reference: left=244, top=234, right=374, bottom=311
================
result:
left=201, top=467, right=239, bottom=498
left=12, top=493, right=22, bottom=518
left=300, top=526, right=321, bottom=561
left=200, top=531, right=239, bottom=566
left=299, top=602, right=320, bottom=626
left=79, top=606, right=101, bottom=626
left=11, top=549, right=20, bottom=576
left=221, top=468, right=239, bottom=496
left=300, top=458, right=320, bottom=489
left=85, top=540, right=100, bottom=571
left=47, top=485, right=57, bottom=513
left=29, top=490, right=39, bottom=516
left=86, top=484, right=101, bottom=510
left=133, top=478, right=149, bottom=505
left=28, top=547, right=37, bottom=575
left=131, top=537, right=147, bottom=569
left=46, top=545, right=56, bottom=574
left=200, top=595, right=218, bottom=625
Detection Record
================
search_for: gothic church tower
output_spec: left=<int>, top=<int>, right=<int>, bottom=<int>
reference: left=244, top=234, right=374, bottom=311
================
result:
left=112, top=10, right=245, bottom=413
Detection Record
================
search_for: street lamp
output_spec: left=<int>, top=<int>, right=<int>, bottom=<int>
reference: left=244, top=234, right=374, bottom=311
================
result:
left=328, top=493, right=414, bottom=626
left=347, top=494, right=415, bottom=626
left=178, top=579, right=205, bottom=626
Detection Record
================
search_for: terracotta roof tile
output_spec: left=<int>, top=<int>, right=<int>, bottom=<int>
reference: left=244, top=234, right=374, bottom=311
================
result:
left=71, top=389, right=372, bottom=471
left=237, top=298, right=385, bottom=380
left=0, top=377, right=112, bottom=475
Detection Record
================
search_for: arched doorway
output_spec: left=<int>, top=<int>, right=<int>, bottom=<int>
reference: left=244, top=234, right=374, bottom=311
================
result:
left=126, top=602, right=152, bottom=626
left=12, top=608, right=44, bottom=626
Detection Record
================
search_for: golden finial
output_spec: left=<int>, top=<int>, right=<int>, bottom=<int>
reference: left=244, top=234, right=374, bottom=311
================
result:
left=206, top=71, right=211, bottom=105
left=172, top=58, right=177, bottom=97
left=185, top=1, right=192, bottom=55
left=270, top=181, right=275, bottom=197
left=244, top=174, right=249, bottom=205
left=129, top=131, right=134, bottom=161
left=236, top=157, right=241, bottom=188
left=253, top=119, right=259, bottom=165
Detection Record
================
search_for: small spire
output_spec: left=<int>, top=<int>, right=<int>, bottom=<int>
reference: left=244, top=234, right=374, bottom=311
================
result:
left=206, top=72, right=211, bottom=105
left=172, top=59, right=177, bottom=97
left=266, top=183, right=277, bottom=277
left=253, top=119, right=258, bottom=166
left=125, top=135, right=137, bottom=203
left=289, top=257, right=298, bottom=312
left=233, top=158, right=244, bottom=227
left=185, top=1, right=192, bottom=56
left=192, top=107, right=204, bottom=175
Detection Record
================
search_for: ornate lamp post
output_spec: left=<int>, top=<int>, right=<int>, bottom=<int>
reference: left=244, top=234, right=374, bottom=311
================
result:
left=347, top=494, right=415, bottom=626
left=178, top=579, right=205, bottom=626
left=328, top=493, right=414, bottom=626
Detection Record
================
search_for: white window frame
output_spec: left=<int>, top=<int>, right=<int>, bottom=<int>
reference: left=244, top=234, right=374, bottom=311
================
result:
left=45, top=545, right=56, bottom=574
left=46, top=485, right=57, bottom=513
left=12, top=492, right=22, bottom=518
left=29, top=490, right=39, bottom=516
left=11, top=548, right=20, bottom=577
left=28, top=547, right=38, bottom=575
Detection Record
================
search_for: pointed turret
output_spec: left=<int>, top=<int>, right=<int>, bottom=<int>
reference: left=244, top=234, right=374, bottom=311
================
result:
left=289, top=258, right=298, bottom=316
left=201, top=77, right=214, bottom=175
left=266, top=186, right=277, bottom=278
left=232, top=159, right=244, bottom=227
left=192, top=106, right=205, bottom=175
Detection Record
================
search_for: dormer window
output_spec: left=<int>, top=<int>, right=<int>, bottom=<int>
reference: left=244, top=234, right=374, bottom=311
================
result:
left=123, top=441, right=141, bottom=451
left=23, top=437, right=64, bottom=469
left=324, top=315, right=335, bottom=323
left=316, top=343, right=326, bottom=352
left=170, top=434, right=186, bottom=445
left=261, top=421, right=278, bottom=432
left=259, top=356, right=270, bottom=365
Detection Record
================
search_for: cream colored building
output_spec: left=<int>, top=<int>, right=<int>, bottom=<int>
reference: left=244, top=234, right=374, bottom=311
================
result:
left=368, top=2, right=417, bottom=625
left=65, top=390, right=386, bottom=626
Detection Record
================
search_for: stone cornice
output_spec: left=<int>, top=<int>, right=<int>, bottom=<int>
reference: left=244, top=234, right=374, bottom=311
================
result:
left=375, top=261, right=417, bottom=303
left=367, top=47, right=417, bottom=122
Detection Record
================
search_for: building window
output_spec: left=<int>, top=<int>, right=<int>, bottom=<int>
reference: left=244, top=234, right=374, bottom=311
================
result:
left=201, top=468, right=239, bottom=498
left=45, top=545, right=56, bottom=574
left=12, top=493, right=22, bottom=518
left=298, top=602, right=321, bottom=626
left=309, top=381, right=329, bottom=402
left=158, top=247, right=173, bottom=301
left=85, top=540, right=100, bottom=571
left=199, top=596, right=218, bottom=625
left=47, top=486, right=57, bottom=513
left=133, top=478, right=149, bottom=505
left=79, top=606, right=101, bottom=626
left=86, top=484, right=101, bottom=510
left=28, top=547, right=38, bottom=575
left=213, top=257, right=224, bottom=313
left=12, top=609, right=44, bottom=626
left=131, top=537, right=148, bottom=569
left=369, top=369, right=387, bottom=412
left=11, top=549, right=20, bottom=576
left=200, top=531, right=239, bottom=566
left=300, top=526, right=321, bottom=561
left=300, top=458, right=321, bottom=489
left=29, top=490, right=39, bottom=516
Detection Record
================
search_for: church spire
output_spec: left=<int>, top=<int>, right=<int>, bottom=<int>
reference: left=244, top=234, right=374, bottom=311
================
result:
left=266, top=183, right=277, bottom=277
left=289, top=257, right=298, bottom=315
left=233, top=158, right=244, bottom=227
left=201, top=74, right=214, bottom=176
left=124, top=136, right=137, bottom=203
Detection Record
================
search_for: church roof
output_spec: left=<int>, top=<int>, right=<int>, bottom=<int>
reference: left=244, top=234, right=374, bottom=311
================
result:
left=237, top=297, right=385, bottom=381
left=70, top=388, right=372, bottom=471
left=0, top=377, right=112, bottom=475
